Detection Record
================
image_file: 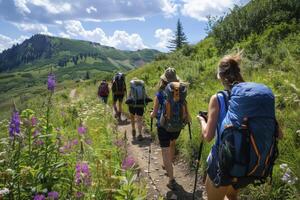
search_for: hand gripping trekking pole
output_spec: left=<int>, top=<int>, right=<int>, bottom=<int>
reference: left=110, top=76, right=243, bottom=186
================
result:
left=192, top=140, right=203, bottom=200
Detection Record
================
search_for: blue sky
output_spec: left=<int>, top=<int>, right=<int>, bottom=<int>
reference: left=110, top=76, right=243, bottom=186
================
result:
left=0, top=0, right=249, bottom=52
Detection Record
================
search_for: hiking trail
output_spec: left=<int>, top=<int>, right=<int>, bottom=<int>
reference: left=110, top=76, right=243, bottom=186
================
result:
left=116, top=113, right=207, bottom=200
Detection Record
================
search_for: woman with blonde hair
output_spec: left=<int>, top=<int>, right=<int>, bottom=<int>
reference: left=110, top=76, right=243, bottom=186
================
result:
left=197, top=52, right=283, bottom=200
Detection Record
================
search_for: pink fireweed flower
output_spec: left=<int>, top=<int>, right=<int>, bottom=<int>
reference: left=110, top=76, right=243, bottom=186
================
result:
left=9, top=110, right=20, bottom=138
left=121, top=156, right=135, bottom=170
left=77, top=124, right=87, bottom=135
left=33, top=194, right=45, bottom=200
left=47, top=191, right=59, bottom=200
left=75, top=191, right=84, bottom=199
left=75, top=162, right=91, bottom=186
left=47, top=73, right=56, bottom=91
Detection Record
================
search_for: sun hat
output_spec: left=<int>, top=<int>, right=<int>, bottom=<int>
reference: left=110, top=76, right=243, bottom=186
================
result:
left=160, top=67, right=180, bottom=82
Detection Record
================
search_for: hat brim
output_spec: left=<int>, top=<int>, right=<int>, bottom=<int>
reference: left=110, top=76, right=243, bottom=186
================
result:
left=160, top=74, right=180, bottom=82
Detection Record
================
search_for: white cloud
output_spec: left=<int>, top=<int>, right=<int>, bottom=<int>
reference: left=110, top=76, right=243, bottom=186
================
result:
left=28, top=0, right=72, bottom=14
left=160, top=0, right=179, bottom=17
left=0, top=34, right=28, bottom=52
left=154, top=28, right=173, bottom=50
left=63, top=20, right=147, bottom=50
left=0, top=0, right=180, bottom=24
left=14, top=0, right=31, bottom=14
left=86, top=6, right=97, bottom=14
left=180, top=0, right=247, bottom=21
left=14, top=23, right=48, bottom=33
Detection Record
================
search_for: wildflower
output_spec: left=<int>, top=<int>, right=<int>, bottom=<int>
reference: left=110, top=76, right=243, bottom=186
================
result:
left=280, top=163, right=288, bottom=170
left=75, top=191, right=84, bottom=198
left=9, top=110, right=20, bottom=137
left=47, top=191, right=59, bottom=200
left=121, top=156, right=135, bottom=170
left=33, top=194, right=45, bottom=200
left=77, top=124, right=87, bottom=135
left=34, top=139, right=44, bottom=146
left=75, top=161, right=92, bottom=186
left=72, top=139, right=79, bottom=145
left=114, top=139, right=124, bottom=147
left=33, top=129, right=40, bottom=137
left=0, top=188, right=9, bottom=196
left=31, top=117, right=37, bottom=126
left=85, top=139, right=92, bottom=145
left=47, top=73, right=56, bottom=91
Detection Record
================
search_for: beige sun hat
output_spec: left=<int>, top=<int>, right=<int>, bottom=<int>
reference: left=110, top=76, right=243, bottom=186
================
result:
left=160, top=67, right=180, bottom=82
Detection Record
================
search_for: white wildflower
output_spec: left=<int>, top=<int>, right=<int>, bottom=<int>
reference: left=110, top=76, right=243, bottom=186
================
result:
left=0, top=188, right=9, bottom=195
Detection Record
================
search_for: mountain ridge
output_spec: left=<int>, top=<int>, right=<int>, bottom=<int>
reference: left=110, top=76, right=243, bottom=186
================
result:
left=0, top=34, right=161, bottom=73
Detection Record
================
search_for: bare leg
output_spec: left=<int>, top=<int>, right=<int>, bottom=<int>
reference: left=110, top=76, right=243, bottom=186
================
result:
left=161, top=147, right=174, bottom=182
left=130, top=114, right=135, bottom=131
left=136, top=115, right=143, bottom=136
left=225, top=186, right=238, bottom=200
left=170, top=140, right=176, bottom=163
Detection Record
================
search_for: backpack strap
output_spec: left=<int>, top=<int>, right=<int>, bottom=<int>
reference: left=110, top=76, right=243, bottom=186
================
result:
left=217, top=90, right=230, bottom=111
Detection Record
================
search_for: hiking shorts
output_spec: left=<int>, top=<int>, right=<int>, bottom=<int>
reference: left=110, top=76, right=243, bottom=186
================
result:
left=157, top=127, right=180, bottom=148
left=113, top=94, right=124, bottom=102
left=129, top=106, right=144, bottom=116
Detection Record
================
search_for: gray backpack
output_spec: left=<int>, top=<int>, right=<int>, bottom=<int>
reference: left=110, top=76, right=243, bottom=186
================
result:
left=130, top=79, right=146, bottom=105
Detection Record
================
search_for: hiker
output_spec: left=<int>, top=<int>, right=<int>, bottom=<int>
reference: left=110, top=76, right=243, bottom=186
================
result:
left=150, top=67, right=190, bottom=190
left=126, top=77, right=151, bottom=141
left=112, top=72, right=126, bottom=119
left=98, top=80, right=109, bottom=104
left=197, top=53, right=283, bottom=200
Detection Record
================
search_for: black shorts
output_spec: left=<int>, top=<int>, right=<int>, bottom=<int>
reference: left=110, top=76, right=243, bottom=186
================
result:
left=129, top=106, right=144, bottom=116
left=157, top=127, right=180, bottom=148
left=113, top=94, right=124, bottom=102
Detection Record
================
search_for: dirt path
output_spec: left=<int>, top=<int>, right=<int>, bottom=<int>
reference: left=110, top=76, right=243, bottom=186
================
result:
left=117, top=114, right=207, bottom=200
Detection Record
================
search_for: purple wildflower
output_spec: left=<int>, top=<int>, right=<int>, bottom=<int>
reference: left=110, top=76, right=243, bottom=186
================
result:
left=9, top=110, right=20, bottom=137
left=114, top=139, right=124, bottom=147
left=75, top=191, right=84, bottom=198
left=33, top=129, right=40, bottom=137
left=72, top=139, right=79, bottom=145
left=33, top=194, right=45, bottom=200
left=75, top=161, right=91, bottom=186
left=47, top=73, right=56, bottom=91
left=31, top=117, right=37, bottom=126
left=47, top=191, right=59, bottom=200
left=84, top=139, right=92, bottom=145
left=121, top=156, right=135, bottom=170
left=77, top=124, right=87, bottom=135
left=34, top=139, right=44, bottom=146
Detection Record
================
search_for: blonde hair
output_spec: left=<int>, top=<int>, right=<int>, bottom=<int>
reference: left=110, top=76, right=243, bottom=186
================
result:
left=218, top=51, right=244, bottom=88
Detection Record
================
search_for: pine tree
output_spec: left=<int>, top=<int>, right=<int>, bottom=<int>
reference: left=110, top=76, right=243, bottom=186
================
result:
left=168, top=19, right=188, bottom=51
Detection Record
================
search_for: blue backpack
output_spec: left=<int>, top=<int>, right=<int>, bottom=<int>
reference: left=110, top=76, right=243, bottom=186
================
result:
left=216, top=82, right=279, bottom=189
left=159, top=82, right=190, bottom=132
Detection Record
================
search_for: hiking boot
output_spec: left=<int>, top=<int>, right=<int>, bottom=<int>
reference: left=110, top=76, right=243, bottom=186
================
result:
left=167, top=179, right=178, bottom=191
left=137, top=134, right=143, bottom=141
left=132, top=129, right=136, bottom=138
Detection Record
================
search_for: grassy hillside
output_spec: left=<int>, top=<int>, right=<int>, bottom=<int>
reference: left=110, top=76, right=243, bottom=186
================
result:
left=126, top=1, right=300, bottom=199
left=0, top=34, right=160, bottom=120
left=0, top=34, right=160, bottom=73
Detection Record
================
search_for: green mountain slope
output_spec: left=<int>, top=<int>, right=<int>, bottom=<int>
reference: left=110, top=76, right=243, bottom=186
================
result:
left=126, top=0, right=300, bottom=199
left=0, top=34, right=160, bottom=73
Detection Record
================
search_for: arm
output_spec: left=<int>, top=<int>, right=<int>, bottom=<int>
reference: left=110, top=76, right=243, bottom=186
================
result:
left=197, top=95, right=219, bottom=142
left=150, top=96, right=159, bottom=118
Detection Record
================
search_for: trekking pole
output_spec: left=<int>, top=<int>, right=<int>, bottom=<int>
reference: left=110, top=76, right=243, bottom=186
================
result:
left=188, top=122, right=192, bottom=140
left=150, top=118, right=153, bottom=132
left=192, top=140, right=204, bottom=200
